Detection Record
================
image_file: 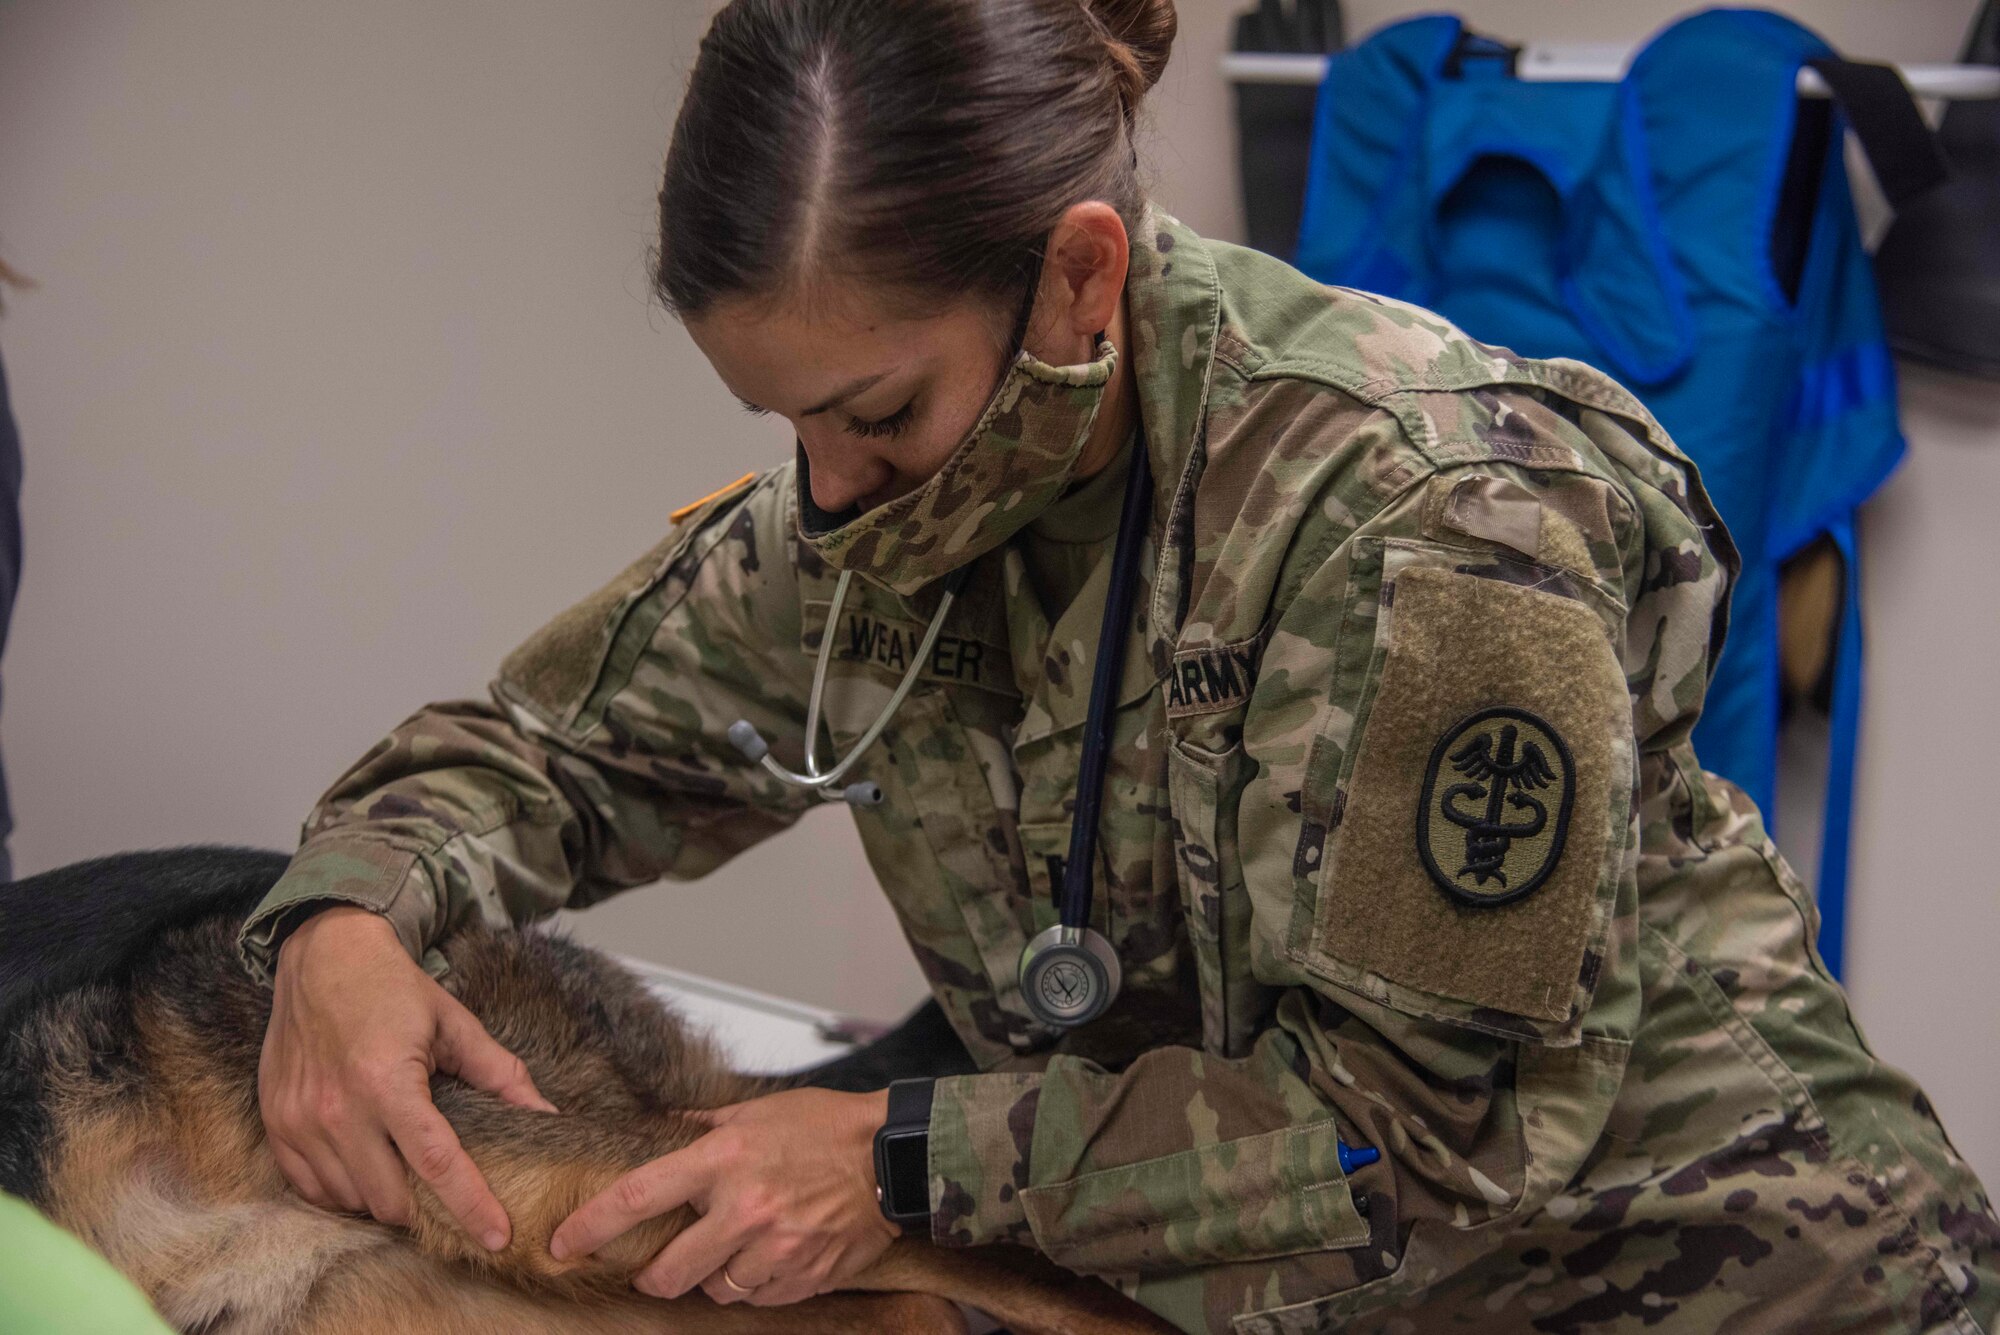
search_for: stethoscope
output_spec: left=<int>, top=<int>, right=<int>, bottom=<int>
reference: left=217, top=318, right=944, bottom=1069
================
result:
left=727, top=436, right=1153, bottom=1030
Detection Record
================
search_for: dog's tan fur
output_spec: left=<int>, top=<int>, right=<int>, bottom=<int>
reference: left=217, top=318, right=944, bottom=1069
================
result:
left=13, top=908, right=1172, bottom=1334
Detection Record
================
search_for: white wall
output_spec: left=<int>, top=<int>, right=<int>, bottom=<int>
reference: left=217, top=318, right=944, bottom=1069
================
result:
left=1, top=0, right=1991, bottom=1185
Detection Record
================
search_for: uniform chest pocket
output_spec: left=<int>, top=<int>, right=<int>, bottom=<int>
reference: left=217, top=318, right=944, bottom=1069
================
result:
left=880, top=689, right=1060, bottom=1056
left=1166, top=736, right=1277, bottom=1058
left=1017, top=702, right=1188, bottom=1019
left=1297, top=537, right=1636, bottom=1043
left=1017, top=818, right=1100, bottom=942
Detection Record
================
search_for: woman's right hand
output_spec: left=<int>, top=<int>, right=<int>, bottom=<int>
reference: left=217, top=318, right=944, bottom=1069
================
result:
left=258, top=905, right=558, bottom=1250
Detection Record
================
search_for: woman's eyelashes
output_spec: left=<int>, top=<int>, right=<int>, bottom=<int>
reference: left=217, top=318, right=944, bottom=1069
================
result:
left=844, top=401, right=916, bottom=440
left=731, top=391, right=915, bottom=439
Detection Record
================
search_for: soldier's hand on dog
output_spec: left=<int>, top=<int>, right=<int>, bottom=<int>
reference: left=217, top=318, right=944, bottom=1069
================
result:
left=259, top=906, right=560, bottom=1251
left=549, top=1086, right=898, bottom=1307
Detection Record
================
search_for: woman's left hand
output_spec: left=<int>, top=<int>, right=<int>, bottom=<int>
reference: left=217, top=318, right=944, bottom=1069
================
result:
left=549, top=1087, right=898, bottom=1306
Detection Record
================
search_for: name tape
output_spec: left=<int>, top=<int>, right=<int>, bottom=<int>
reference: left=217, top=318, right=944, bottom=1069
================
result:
left=809, top=605, right=1016, bottom=696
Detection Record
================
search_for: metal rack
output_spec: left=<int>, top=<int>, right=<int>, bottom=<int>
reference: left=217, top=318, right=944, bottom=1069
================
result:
left=1221, top=45, right=2000, bottom=99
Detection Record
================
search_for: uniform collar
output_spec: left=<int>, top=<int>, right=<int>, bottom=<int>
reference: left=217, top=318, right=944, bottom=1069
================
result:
left=1002, top=439, right=1146, bottom=745
left=1006, top=205, right=1221, bottom=747
left=1128, top=203, right=1222, bottom=705
left=1025, top=431, right=1132, bottom=547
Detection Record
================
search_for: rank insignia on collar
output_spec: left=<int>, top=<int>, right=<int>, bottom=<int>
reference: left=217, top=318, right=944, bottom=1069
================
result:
left=1417, top=706, right=1575, bottom=907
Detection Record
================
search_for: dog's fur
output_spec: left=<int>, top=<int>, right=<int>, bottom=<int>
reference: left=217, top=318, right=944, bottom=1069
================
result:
left=0, top=848, right=1172, bottom=1334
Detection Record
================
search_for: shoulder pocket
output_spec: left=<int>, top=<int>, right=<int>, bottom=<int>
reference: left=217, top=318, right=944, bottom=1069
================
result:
left=497, top=475, right=768, bottom=734
left=1298, top=536, right=1635, bottom=1044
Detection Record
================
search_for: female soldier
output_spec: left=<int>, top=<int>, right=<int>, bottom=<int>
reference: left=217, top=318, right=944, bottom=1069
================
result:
left=245, top=0, right=1997, bottom=1330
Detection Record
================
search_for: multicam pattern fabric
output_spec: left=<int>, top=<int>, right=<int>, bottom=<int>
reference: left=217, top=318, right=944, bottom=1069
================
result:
left=797, top=337, right=1117, bottom=597
left=238, top=208, right=1997, bottom=1333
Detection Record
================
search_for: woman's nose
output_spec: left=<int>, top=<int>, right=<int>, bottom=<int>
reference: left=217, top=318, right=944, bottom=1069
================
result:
left=797, top=433, right=889, bottom=515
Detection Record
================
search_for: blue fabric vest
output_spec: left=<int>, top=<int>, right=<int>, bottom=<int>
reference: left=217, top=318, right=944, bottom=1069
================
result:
left=1295, top=8, right=1906, bottom=973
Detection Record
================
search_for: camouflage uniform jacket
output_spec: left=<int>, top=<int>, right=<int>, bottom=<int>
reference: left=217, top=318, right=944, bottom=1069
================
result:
left=240, top=208, right=1997, bottom=1333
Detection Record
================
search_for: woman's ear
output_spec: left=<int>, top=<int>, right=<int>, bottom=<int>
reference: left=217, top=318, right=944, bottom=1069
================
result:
left=1030, top=201, right=1130, bottom=361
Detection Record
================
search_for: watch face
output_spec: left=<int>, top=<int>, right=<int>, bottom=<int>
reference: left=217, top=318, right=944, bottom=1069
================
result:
left=881, top=1129, right=929, bottom=1218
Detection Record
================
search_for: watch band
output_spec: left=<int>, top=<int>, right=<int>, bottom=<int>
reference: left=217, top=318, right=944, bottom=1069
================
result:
left=872, top=1078, right=935, bottom=1230
left=886, top=1075, right=935, bottom=1127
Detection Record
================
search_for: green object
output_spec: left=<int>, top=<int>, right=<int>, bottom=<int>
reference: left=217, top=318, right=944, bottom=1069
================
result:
left=0, top=1192, right=170, bottom=1333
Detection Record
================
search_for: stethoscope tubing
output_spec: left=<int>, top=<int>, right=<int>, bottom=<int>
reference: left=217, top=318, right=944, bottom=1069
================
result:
left=731, top=435, right=1151, bottom=1030
left=728, top=564, right=973, bottom=806
left=731, top=430, right=1149, bottom=939
left=1057, top=439, right=1153, bottom=929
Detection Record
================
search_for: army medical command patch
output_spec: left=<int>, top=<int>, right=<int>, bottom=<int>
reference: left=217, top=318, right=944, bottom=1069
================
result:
left=1309, top=558, right=1628, bottom=1025
left=1418, top=707, right=1575, bottom=907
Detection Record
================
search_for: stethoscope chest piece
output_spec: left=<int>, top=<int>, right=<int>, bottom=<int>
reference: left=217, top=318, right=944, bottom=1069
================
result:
left=1019, top=923, right=1122, bottom=1028
left=1012, top=432, right=1154, bottom=1031
left=738, top=421, right=1155, bottom=1035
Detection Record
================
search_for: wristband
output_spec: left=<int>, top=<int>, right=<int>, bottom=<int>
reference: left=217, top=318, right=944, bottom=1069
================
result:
left=871, top=1078, right=935, bottom=1230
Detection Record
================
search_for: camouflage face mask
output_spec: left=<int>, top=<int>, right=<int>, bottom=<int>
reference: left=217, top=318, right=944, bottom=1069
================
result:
left=794, top=336, right=1118, bottom=597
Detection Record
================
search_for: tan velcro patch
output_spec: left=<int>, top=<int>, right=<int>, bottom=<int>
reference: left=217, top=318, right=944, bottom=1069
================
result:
left=1315, top=565, right=1627, bottom=1023
left=498, top=528, right=688, bottom=727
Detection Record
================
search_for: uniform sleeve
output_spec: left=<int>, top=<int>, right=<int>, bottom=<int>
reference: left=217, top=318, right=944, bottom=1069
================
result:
left=927, top=424, right=1726, bottom=1305
left=237, top=470, right=818, bottom=981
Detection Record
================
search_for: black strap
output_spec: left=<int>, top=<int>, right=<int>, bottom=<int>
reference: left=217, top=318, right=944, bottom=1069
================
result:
left=1442, top=29, right=1520, bottom=80
left=885, top=1077, right=935, bottom=1128
left=1805, top=58, right=1952, bottom=210
left=1058, top=435, right=1151, bottom=929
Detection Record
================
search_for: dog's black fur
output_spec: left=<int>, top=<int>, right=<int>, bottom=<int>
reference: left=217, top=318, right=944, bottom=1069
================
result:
left=0, top=848, right=287, bottom=1201
left=0, top=847, right=1175, bottom=1334
left=0, top=846, right=973, bottom=1203
left=0, top=846, right=288, bottom=1027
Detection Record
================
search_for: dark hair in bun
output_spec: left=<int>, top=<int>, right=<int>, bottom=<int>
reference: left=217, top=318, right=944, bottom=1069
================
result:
left=656, top=0, right=1180, bottom=322
left=1086, top=0, right=1179, bottom=113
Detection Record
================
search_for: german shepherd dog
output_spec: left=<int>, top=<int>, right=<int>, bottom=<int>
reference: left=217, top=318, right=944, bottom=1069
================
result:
left=1, top=848, right=1174, bottom=1334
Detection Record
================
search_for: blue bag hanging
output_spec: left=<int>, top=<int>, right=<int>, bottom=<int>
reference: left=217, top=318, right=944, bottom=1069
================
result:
left=1295, top=9, right=1924, bottom=974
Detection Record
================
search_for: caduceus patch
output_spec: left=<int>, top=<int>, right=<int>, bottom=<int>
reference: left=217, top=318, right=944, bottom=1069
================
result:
left=1417, top=706, right=1575, bottom=907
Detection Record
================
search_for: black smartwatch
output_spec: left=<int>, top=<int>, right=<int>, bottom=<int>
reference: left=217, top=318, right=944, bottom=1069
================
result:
left=872, top=1078, right=934, bottom=1231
